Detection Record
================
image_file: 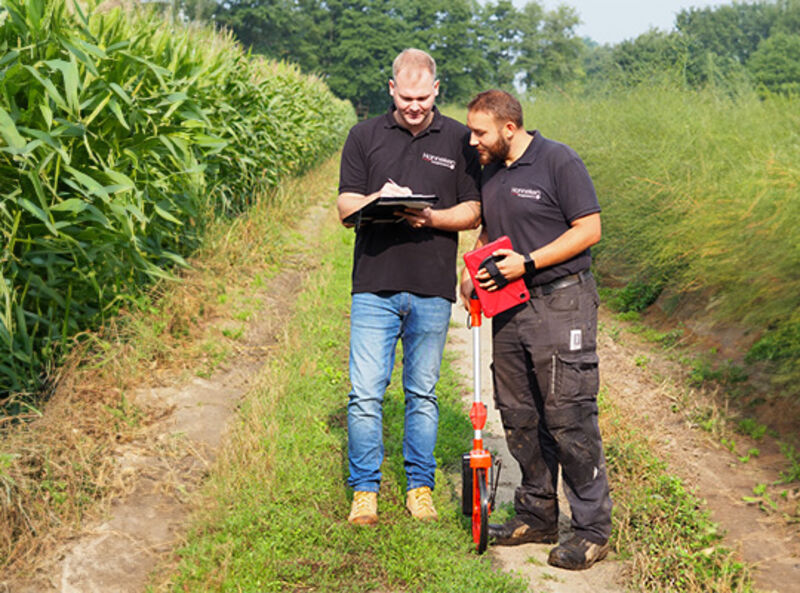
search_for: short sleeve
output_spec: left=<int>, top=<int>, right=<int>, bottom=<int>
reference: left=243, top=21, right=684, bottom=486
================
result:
left=338, top=126, right=367, bottom=195
left=555, top=156, right=601, bottom=222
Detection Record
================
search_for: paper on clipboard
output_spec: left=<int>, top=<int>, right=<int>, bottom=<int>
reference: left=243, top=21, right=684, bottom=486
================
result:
left=343, top=194, right=438, bottom=227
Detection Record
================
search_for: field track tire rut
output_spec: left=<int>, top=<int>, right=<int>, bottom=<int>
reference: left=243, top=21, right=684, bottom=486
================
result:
left=4, top=201, right=336, bottom=593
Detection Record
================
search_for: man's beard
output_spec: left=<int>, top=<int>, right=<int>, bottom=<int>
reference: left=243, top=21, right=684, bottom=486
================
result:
left=481, top=136, right=510, bottom=164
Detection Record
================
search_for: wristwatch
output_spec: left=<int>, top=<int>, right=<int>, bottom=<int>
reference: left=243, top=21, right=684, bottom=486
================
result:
left=523, top=253, right=536, bottom=276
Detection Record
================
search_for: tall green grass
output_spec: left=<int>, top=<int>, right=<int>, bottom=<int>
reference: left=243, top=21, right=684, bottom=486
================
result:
left=0, top=0, right=355, bottom=407
left=450, top=86, right=800, bottom=396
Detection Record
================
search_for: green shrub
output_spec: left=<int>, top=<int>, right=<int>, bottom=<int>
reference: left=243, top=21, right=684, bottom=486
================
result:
left=0, top=0, right=355, bottom=407
left=604, top=280, right=664, bottom=313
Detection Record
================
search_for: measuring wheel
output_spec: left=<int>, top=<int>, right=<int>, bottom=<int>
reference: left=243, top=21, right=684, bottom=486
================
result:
left=474, top=467, right=490, bottom=554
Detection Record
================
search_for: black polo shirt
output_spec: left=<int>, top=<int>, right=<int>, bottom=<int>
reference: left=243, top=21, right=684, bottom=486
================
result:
left=481, top=131, right=600, bottom=286
left=339, top=107, right=481, bottom=301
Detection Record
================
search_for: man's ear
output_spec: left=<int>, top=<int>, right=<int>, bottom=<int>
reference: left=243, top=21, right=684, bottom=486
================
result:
left=388, top=79, right=395, bottom=97
left=433, top=79, right=440, bottom=97
left=504, top=120, right=517, bottom=140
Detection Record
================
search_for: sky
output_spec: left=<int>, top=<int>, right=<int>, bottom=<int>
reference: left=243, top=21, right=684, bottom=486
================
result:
left=533, top=0, right=728, bottom=45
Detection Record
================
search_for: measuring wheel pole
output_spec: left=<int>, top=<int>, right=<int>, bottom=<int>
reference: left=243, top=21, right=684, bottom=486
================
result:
left=469, top=296, right=492, bottom=551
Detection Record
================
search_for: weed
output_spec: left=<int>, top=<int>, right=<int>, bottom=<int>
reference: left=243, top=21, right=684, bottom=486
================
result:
left=688, top=356, right=748, bottom=391
left=617, top=311, right=642, bottom=322
left=778, top=443, right=800, bottom=484
left=689, top=405, right=724, bottom=434
left=635, top=355, right=651, bottom=368
left=103, top=395, right=143, bottom=431
left=640, top=327, right=684, bottom=348
left=196, top=342, right=228, bottom=379
left=233, top=310, right=252, bottom=322
left=689, top=358, right=719, bottom=388
left=604, top=281, right=664, bottom=313
left=736, top=418, right=767, bottom=441
left=743, top=483, right=779, bottom=513
left=221, top=326, right=245, bottom=340
left=738, top=448, right=760, bottom=463
left=746, top=318, right=800, bottom=392
left=526, top=556, right=545, bottom=566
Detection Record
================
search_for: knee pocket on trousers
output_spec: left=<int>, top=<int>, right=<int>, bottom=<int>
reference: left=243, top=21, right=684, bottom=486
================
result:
left=548, top=404, right=602, bottom=489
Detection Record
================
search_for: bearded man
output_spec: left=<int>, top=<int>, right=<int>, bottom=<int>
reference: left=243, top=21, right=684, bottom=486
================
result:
left=461, top=89, right=612, bottom=570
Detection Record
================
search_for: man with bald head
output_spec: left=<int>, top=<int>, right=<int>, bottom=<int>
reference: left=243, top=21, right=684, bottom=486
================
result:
left=337, top=49, right=481, bottom=526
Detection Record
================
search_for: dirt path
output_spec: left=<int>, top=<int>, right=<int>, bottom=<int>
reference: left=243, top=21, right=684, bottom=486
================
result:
left=6, top=202, right=333, bottom=593
left=447, top=306, right=800, bottom=593
left=597, top=311, right=800, bottom=593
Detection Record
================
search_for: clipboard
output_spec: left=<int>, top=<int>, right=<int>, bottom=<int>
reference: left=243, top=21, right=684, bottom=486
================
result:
left=463, top=236, right=530, bottom=317
left=343, top=194, right=438, bottom=228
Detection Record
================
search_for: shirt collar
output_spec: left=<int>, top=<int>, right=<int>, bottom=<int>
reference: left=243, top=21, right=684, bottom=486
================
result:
left=384, top=106, right=443, bottom=136
left=507, top=130, right=541, bottom=169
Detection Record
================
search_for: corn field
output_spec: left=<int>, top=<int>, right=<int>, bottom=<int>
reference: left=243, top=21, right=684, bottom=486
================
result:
left=0, top=0, right=356, bottom=410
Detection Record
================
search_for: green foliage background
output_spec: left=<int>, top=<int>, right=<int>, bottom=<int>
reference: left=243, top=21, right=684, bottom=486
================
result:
left=210, top=0, right=585, bottom=114
left=205, top=0, right=800, bottom=113
left=0, top=0, right=355, bottom=407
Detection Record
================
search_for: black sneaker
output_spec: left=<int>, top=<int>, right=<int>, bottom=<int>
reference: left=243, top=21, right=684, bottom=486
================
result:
left=488, top=517, right=558, bottom=546
left=547, top=534, right=609, bottom=570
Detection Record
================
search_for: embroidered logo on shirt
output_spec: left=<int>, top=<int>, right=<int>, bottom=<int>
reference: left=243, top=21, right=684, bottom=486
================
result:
left=511, top=187, right=542, bottom=200
left=422, top=152, right=456, bottom=170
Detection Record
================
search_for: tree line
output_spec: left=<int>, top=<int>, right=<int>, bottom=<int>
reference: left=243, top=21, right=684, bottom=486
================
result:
left=176, top=0, right=800, bottom=113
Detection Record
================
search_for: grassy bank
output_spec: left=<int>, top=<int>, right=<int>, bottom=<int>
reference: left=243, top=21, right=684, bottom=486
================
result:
left=448, top=88, right=800, bottom=399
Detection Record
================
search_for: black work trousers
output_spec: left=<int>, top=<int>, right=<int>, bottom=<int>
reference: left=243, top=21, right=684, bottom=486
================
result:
left=491, top=272, right=612, bottom=544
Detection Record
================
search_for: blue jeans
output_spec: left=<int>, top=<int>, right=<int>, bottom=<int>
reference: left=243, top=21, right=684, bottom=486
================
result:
left=347, top=292, right=452, bottom=493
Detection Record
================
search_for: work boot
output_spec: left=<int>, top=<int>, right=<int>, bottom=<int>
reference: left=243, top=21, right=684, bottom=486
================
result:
left=348, top=491, right=378, bottom=525
left=488, top=516, right=558, bottom=545
left=406, top=486, right=438, bottom=521
left=547, top=534, right=609, bottom=570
